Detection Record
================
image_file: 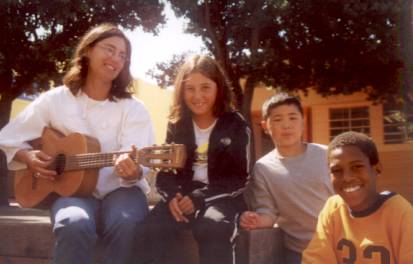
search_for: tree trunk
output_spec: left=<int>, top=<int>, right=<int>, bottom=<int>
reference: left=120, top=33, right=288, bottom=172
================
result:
left=406, top=0, right=413, bottom=98
left=0, top=95, right=14, bottom=130
left=0, top=69, right=19, bottom=130
left=399, top=0, right=413, bottom=99
left=242, top=77, right=255, bottom=127
left=242, top=76, right=259, bottom=163
left=231, top=79, right=244, bottom=112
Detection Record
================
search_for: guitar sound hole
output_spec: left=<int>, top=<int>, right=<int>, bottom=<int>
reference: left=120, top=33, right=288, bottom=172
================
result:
left=54, top=154, right=66, bottom=175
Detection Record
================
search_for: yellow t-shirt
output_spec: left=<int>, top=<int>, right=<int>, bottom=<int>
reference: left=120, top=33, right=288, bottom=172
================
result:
left=302, top=193, right=413, bottom=264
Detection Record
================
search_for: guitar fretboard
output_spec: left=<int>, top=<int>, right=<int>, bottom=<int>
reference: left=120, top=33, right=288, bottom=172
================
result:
left=61, top=151, right=137, bottom=171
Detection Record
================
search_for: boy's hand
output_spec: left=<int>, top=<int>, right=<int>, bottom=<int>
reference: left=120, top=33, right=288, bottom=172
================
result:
left=240, top=211, right=260, bottom=230
left=168, top=193, right=189, bottom=223
left=240, top=211, right=277, bottom=230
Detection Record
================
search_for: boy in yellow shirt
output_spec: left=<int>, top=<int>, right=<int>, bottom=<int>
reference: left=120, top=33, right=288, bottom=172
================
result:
left=302, top=131, right=413, bottom=263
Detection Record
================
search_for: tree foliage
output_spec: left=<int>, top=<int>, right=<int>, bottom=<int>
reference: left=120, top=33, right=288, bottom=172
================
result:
left=151, top=0, right=411, bottom=122
left=147, top=52, right=193, bottom=88
left=0, top=0, right=165, bottom=129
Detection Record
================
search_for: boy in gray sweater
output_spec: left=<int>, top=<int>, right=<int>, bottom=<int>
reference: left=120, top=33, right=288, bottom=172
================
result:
left=241, top=93, right=333, bottom=264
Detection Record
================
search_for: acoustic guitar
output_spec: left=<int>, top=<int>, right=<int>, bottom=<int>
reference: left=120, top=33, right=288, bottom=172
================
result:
left=14, top=127, right=187, bottom=208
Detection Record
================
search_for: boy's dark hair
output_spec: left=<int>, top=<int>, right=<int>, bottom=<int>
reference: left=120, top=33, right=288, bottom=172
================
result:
left=261, top=92, right=303, bottom=120
left=328, top=131, right=379, bottom=165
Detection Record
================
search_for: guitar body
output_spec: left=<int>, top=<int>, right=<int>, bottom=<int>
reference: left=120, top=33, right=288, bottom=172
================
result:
left=14, top=128, right=101, bottom=208
left=13, top=127, right=187, bottom=208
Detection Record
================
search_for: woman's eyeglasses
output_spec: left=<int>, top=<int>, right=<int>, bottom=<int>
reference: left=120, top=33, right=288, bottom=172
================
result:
left=95, top=44, right=128, bottom=62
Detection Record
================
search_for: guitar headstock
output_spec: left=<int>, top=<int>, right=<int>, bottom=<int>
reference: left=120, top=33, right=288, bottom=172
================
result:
left=138, top=144, right=187, bottom=171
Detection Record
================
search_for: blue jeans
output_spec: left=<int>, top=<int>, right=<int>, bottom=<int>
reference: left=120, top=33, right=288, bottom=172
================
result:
left=50, top=187, right=149, bottom=264
left=284, top=247, right=302, bottom=264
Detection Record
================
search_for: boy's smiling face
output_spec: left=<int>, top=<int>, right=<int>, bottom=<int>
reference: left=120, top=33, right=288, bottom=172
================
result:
left=329, top=145, right=381, bottom=212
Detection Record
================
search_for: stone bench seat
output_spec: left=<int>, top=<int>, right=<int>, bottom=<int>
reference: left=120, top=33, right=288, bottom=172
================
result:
left=0, top=167, right=284, bottom=264
left=0, top=204, right=284, bottom=264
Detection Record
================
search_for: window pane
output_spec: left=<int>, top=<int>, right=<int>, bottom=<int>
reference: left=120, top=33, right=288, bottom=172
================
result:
left=384, top=134, right=404, bottom=144
left=383, top=104, right=412, bottom=144
left=330, top=129, right=348, bottom=140
left=383, top=124, right=404, bottom=133
left=351, top=119, right=370, bottom=127
left=331, top=128, right=348, bottom=135
left=351, top=107, right=369, bottom=118
left=330, top=107, right=370, bottom=139
left=330, top=109, right=349, bottom=119
left=330, top=120, right=349, bottom=128
left=407, top=114, right=413, bottom=140
left=353, top=127, right=370, bottom=134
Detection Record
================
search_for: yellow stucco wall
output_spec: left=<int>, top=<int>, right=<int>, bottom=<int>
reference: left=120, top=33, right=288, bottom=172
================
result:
left=10, top=98, right=31, bottom=119
left=132, top=79, right=173, bottom=144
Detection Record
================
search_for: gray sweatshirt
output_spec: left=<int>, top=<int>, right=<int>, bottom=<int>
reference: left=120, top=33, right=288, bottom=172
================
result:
left=244, top=143, right=334, bottom=253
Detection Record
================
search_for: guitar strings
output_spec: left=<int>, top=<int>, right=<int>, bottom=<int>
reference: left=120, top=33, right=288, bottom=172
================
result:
left=63, top=151, right=139, bottom=170
left=58, top=148, right=176, bottom=171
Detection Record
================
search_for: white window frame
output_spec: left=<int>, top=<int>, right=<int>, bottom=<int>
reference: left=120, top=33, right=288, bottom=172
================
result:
left=329, top=106, right=370, bottom=140
left=383, top=106, right=413, bottom=144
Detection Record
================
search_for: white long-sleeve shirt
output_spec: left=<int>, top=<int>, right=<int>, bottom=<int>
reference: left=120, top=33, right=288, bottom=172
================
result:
left=0, top=86, right=155, bottom=199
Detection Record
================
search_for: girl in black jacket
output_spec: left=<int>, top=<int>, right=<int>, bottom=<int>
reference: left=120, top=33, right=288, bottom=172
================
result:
left=135, top=55, right=251, bottom=264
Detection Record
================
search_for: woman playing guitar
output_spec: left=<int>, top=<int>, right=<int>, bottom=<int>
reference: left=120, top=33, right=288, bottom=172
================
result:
left=0, top=23, right=155, bottom=264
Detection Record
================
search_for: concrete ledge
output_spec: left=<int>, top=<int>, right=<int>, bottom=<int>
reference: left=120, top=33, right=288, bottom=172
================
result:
left=236, top=228, right=284, bottom=264
left=0, top=256, right=52, bottom=264
left=0, top=206, right=284, bottom=264
left=0, top=206, right=199, bottom=263
left=0, top=206, right=52, bottom=260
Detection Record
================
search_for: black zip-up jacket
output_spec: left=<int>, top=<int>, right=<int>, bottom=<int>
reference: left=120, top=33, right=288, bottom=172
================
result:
left=156, top=110, right=252, bottom=210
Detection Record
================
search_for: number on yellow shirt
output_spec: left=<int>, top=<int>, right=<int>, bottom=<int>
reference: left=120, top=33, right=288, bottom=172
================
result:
left=338, top=239, right=390, bottom=264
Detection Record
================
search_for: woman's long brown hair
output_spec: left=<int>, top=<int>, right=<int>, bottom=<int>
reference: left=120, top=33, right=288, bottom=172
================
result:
left=63, top=23, right=133, bottom=100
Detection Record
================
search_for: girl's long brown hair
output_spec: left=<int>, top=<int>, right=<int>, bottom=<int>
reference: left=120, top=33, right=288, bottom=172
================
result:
left=169, top=55, right=234, bottom=122
left=63, top=23, right=133, bottom=100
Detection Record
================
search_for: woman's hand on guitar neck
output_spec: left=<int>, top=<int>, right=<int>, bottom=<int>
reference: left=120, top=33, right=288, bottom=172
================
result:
left=15, top=149, right=57, bottom=180
left=114, top=145, right=142, bottom=181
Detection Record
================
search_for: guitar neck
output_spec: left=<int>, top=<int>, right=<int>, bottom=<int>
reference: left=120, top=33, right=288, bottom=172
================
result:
left=52, top=144, right=186, bottom=173
left=63, top=151, right=135, bottom=171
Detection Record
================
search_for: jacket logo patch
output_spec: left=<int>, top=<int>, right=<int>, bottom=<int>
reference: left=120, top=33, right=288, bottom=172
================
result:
left=220, top=137, right=231, bottom=146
